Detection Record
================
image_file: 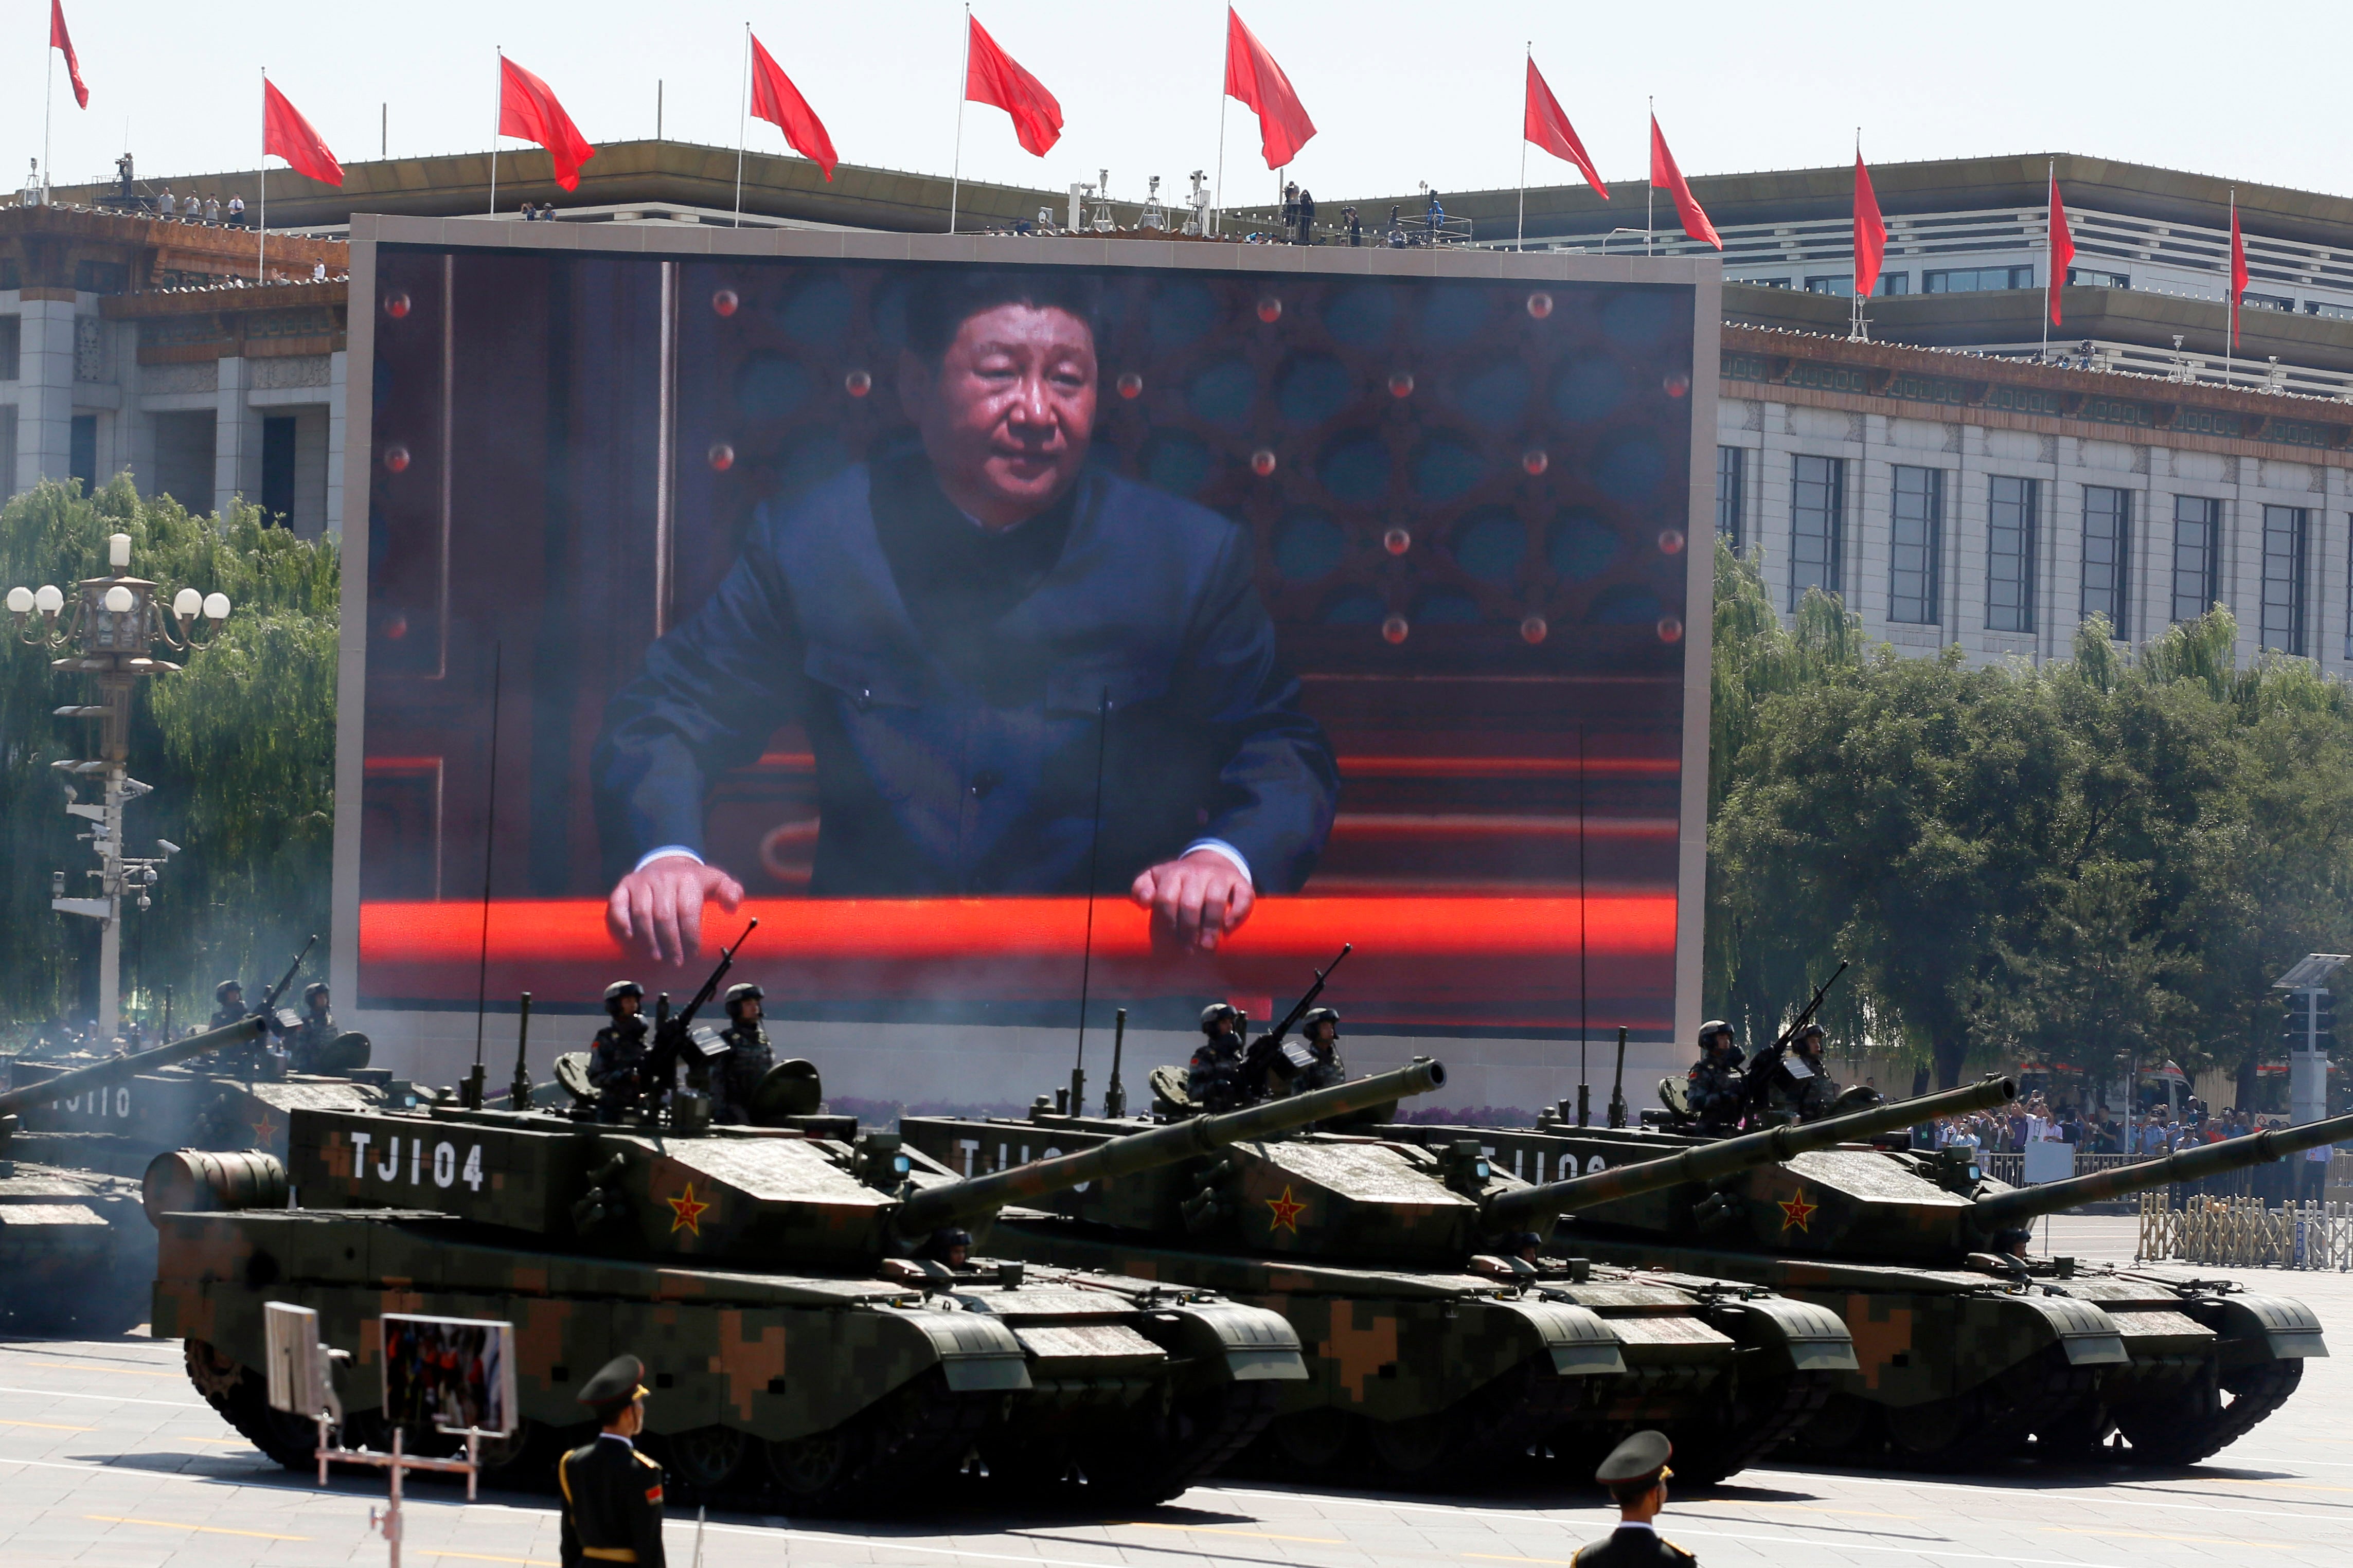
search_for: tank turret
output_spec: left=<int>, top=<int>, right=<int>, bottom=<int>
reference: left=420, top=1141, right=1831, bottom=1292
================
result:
left=0, top=1013, right=266, bottom=1126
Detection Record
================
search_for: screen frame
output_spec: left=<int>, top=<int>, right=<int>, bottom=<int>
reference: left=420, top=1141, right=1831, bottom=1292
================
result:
left=330, top=215, right=1721, bottom=1054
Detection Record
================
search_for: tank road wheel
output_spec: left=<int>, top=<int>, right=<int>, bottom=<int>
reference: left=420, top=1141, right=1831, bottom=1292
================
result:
left=1251, top=1407, right=1360, bottom=1482
left=182, top=1340, right=319, bottom=1471
left=1359, top=1359, right=1582, bottom=1490
left=1667, top=1368, right=1837, bottom=1486
left=2114, top=1359, right=2304, bottom=1467
left=1787, top=1392, right=1877, bottom=1462
left=1079, top=1381, right=1283, bottom=1507
left=665, top=1425, right=751, bottom=1499
left=1883, top=1347, right=2097, bottom=1473
left=762, top=1372, right=988, bottom=1515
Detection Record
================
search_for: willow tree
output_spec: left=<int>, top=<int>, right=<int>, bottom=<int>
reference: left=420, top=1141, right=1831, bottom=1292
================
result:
left=0, top=477, right=336, bottom=1033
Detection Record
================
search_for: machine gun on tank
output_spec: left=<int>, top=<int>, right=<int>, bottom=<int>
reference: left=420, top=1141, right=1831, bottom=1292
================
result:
left=639, top=920, right=759, bottom=1119
left=1237, top=942, right=1351, bottom=1094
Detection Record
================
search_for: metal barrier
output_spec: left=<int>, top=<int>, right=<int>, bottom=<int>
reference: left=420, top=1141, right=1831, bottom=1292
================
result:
left=2136, top=1193, right=2353, bottom=1270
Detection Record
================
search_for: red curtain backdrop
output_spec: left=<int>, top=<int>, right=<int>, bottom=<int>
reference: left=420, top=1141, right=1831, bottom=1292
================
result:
left=965, top=16, right=1063, bottom=157
left=263, top=80, right=343, bottom=187
left=1225, top=7, right=1316, bottom=169
left=499, top=56, right=597, bottom=191
left=1523, top=59, right=1607, bottom=197
left=750, top=34, right=839, bottom=181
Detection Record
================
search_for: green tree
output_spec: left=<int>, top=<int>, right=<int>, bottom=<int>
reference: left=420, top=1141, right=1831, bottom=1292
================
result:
left=0, top=478, right=336, bottom=1033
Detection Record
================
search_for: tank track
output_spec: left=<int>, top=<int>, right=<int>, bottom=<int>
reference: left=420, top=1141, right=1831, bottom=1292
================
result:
left=184, top=1340, right=320, bottom=1470
left=1881, top=1345, right=2098, bottom=1472
left=2112, top=1358, right=2304, bottom=1467
left=1087, top=1379, right=1282, bottom=1505
left=1670, top=1366, right=1835, bottom=1485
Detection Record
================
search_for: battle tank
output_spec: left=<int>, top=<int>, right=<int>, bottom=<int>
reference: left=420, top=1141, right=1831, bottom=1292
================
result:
left=899, top=1075, right=2010, bottom=1488
left=1385, top=1094, right=2350, bottom=1468
left=0, top=1013, right=269, bottom=1332
left=147, top=1056, right=1445, bottom=1513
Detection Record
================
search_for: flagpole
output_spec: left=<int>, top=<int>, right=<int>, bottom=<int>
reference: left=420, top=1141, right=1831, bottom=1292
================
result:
left=1851, top=128, right=1862, bottom=342
left=2041, top=159, right=2053, bottom=361
left=734, top=24, right=749, bottom=228
left=2224, top=188, right=2236, bottom=389
left=1214, top=9, right=1231, bottom=239
left=258, top=69, right=267, bottom=284
left=1644, top=99, right=1654, bottom=257
left=43, top=39, right=54, bottom=200
left=949, top=6, right=970, bottom=234
left=489, top=48, right=502, bottom=217
left=1515, top=43, right=1529, bottom=251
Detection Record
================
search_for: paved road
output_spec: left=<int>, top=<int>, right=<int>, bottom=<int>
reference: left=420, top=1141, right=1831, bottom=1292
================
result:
left=2, top=1217, right=2347, bottom=1567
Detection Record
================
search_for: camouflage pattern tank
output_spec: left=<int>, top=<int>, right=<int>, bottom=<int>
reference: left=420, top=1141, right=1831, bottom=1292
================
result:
left=0, top=1014, right=269, bottom=1333
left=148, top=1057, right=1443, bottom=1512
left=1387, top=1096, right=2349, bottom=1468
left=900, top=1076, right=2010, bottom=1487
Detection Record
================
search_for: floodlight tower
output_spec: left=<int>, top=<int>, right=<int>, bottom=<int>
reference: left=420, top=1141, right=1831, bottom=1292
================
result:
left=7, top=532, right=233, bottom=1036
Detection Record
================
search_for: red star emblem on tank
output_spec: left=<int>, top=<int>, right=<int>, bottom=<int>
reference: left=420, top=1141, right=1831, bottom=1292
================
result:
left=667, top=1182, right=710, bottom=1236
left=249, top=1112, right=277, bottom=1147
left=1266, top=1185, right=1306, bottom=1233
left=1777, top=1191, right=1819, bottom=1233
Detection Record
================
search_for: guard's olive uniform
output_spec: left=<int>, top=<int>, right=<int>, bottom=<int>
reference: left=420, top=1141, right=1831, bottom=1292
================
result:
left=558, top=1356, right=666, bottom=1568
left=1574, top=1430, right=1694, bottom=1567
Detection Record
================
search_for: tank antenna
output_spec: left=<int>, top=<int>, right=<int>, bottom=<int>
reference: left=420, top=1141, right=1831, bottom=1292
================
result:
left=1609, top=1025, right=1629, bottom=1129
left=1070, top=687, right=1111, bottom=1116
left=1104, top=1006, right=1129, bottom=1117
left=1576, top=722, right=1591, bottom=1127
left=508, top=991, right=533, bottom=1109
left=466, top=641, right=503, bottom=1112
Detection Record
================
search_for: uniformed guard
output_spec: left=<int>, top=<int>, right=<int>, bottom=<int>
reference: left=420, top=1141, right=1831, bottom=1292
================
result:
left=558, top=1354, right=666, bottom=1568
left=285, top=983, right=337, bottom=1074
left=1294, top=1006, right=1348, bottom=1093
left=208, top=980, right=247, bottom=1032
left=1187, top=1003, right=1249, bottom=1112
left=1574, top=1430, right=1693, bottom=1566
left=710, top=982, right=773, bottom=1125
left=1762, top=1023, right=1841, bottom=1125
left=588, top=982, right=653, bottom=1125
left=1685, top=1021, right=1745, bottom=1135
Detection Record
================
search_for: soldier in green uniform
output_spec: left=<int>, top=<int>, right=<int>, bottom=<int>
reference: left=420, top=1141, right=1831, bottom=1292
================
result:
left=1685, top=1021, right=1745, bottom=1134
left=558, top=1354, right=666, bottom=1568
left=1574, top=1429, right=1693, bottom=1566
left=1187, top=1003, right=1249, bottom=1112
left=589, top=982, right=653, bottom=1124
left=1294, top=1006, right=1348, bottom=1093
left=284, top=983, right=337, bottom=1073
left=710, top=982, right=773, bottom=1125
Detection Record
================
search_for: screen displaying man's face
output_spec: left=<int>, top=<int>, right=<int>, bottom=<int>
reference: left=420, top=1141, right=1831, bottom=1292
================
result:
left=902, top=303, right=1098, bottom=529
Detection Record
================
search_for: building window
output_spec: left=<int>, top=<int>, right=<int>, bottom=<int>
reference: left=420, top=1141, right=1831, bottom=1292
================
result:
left=1790, top=454, right=1844, bottom=610
left=68, top=414, right=96, bottom=492
left=1889, top=466, right=1942, bottom=625
left=2171, top=496, right=2221, bottom=624
left=1804, top=273, right=1912, bottom=298
left=0, top=315, right=17, bottom=381
left=2067, top=267, right=2130, bottom=289
left=2260, top=505, right=2308, bottom=656
left=1987, top=475, right=2038, bottom=634
left=2243, top=293, right=2294, bottom=314
left=1923, top=265, right=2035, bottom=294
left=2306, top=300, right=2353, bottom=322
left=1732, top=277, right=1793, bottom=290
left=2081, top=486, right=2131, bottom=640
left=1716, top=446, right=1745, bottom=549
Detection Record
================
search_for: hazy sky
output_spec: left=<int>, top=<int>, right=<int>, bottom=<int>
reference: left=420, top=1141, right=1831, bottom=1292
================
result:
left=21, top=2, right=2352, bottom=207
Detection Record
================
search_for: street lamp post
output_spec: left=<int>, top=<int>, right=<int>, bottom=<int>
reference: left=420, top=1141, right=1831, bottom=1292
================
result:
left=7, top=531, right=232, bottom=1037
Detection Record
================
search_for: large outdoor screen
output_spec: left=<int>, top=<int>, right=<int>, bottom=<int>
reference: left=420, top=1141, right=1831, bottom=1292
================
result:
left=346, top=228, right=1710, bottom=1038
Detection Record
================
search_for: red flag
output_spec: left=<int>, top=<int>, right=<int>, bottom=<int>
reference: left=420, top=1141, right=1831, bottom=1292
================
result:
left=1523, top=58, right=1607, bottom=199
left=49, top=0, right=86, bottom=110
left=750, top=34, right=837, bottom=182
left=263, top=80, right=343, bottom=187
left=1853, top=152, right=1886, bottom=298
left=1648, top=116, right=1720, bottom=250
left=2047, top=170, right=2074, bottom=327
left=498, top=56, right=596, bottom=191
left=965, top=16, right=1062, bottom=157
left=2229, top=195, right=2248, bottom=350
left=1225, top=8, right=1316, bottom=170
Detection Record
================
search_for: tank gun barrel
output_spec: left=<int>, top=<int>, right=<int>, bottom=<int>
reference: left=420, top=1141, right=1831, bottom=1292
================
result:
left=895, top=1057, right=1447, bottom=1237
left=1483, top=1075, right=2018, bottom=1228
left=0, top=1014, right=269, bottom=1118
left=1972, top=1110, right=2353, bottom=1227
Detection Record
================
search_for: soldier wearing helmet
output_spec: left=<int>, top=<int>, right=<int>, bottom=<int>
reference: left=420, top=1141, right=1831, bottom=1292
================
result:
left=1187, top=1002, right=1250, bottom=1112
left=208, top=979, right=247, bottom=1032
left=284, top=982, right=339, bottom=1074
left=1758, top=1021, right=1843, bottom=1126
left=710, top=981, right=773, bottom=1125
left=1686, top=1021, right=1745, bottom=1135
left=1294, top=1005, right=1348, bottom=1093
left=589, top=981, right=652, bottom=1123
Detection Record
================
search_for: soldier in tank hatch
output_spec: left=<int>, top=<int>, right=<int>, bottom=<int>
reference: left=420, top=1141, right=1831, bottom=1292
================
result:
left=1188, top=1003, right=1250, bottom=1112
left=1758, top=1022, right=1842, bottom=1125
left=207, top=980, right=246, bottom=1031
left=589, top=982, right=654, bottom=1124
left=1575, top=1430, right=1694, bottom=1566
left=594, top=268, right=1337, bottom=969
left=284, top=983, right=337, bottom=1073
left=1685, top=1020, right=1745, bottom=1134
left=1293, top=1006, right=1348, bottom=1093
left=708, top=982, right=773, bottom=1125
left=559, top=1354, right=666, bottom=1568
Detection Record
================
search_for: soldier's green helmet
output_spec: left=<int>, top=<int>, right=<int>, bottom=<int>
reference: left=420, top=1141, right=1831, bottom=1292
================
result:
left=1199, top=1002, right=1239, bottom=1033
left=302, top=982, right=329, bottom=1005
left=603, top=980, right=645, bottom=1015
left=1699, top=1019, right=1734, bottom=1050
left=1302, top=1005, right=1339, bottom=1034
left=724, top=981, right=764, bottom=1016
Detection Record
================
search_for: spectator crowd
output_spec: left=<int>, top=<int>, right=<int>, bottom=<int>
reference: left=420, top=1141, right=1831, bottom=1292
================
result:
left=1929, top=1091, right=2274, bottom=1156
